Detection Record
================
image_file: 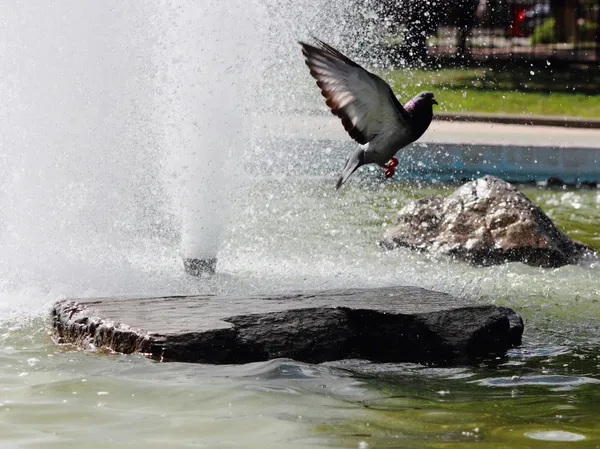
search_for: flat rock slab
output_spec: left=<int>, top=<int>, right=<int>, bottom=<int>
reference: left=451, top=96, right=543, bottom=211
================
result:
left=51, top=286, right=523, bottom=366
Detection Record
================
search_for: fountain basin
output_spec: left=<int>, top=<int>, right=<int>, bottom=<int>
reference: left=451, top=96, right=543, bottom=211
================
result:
left=51, top=286, right=523, bottom=365
left=253, top=116, right=600, bottom=185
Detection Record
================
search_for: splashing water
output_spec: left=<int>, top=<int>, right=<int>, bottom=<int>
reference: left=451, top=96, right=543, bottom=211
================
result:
left=0, top=3, right=259, bottom=295
left=0, top=0, right=370, bottom=313
left=0, top=3, right=164, bottom=302
left=0, top=1, right=598, bottom=330
left=1, top=2, right=600, bottom=448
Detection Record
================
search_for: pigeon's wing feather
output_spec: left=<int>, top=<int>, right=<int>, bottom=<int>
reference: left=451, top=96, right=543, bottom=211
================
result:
left=300, top=39, right=412, bottom=145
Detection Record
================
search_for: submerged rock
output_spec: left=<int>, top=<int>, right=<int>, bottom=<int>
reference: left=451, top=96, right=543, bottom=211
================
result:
left=381, top=175, right=596, bottom=267
left=51, top=286, right=523, bottom=366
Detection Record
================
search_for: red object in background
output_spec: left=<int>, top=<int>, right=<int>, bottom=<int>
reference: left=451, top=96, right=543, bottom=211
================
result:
left=511, top=5, right=528, bottom=36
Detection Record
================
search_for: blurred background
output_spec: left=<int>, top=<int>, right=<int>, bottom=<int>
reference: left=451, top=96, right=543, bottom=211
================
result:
left=362, top=0, right=599, bottom=64
left=344, top=0, right=600, bottom=118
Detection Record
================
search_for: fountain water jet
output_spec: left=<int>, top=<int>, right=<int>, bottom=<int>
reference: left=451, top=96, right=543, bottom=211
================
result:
left=154, top=1, right=265, bottom=275
left=0, top=0, right=368, bottom=295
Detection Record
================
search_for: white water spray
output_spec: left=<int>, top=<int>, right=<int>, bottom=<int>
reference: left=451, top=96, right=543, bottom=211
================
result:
left=155, top=1, right=265, bottom=274
left=0, top=0, right=363, bottom=298
left=0, top=2, right=163, bottom=293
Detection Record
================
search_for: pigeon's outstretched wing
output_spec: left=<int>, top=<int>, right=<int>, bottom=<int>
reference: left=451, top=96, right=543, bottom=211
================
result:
left=300, top=38, right=412, bottom=146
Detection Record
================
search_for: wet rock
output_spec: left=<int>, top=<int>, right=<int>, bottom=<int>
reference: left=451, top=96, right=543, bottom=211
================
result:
left=51, top=286, right=523, bottom=366
left=381, top=175, right=596, bottom=267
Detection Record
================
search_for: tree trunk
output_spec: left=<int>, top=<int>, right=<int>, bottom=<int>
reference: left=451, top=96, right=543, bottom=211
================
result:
left=552, top=0, right=567, bottom=42
left=456, top=27, right=471, bottom=60
left=455, top=0, right=479, bottom=60
left=401, top=1, right=432, bottom=65
left=596, top=0, right=600, bottom=59
left=404, top=28, right=428, bottom=64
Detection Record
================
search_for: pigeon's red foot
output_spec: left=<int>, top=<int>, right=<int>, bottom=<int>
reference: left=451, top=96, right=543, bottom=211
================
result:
left=384, top=168, right=395, bottom=179
left=388, top=157, right=399, bottom=168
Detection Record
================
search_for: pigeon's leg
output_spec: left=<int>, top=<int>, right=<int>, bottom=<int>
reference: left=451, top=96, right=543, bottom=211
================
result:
left=379, top=157, right=398, bottom=178
left=379, top=157, right=399, bottom=170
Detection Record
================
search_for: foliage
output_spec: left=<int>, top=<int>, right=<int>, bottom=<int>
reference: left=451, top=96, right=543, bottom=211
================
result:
left=530, top=17, right=558, bottom=45
left=578, top=19, right=598, bottom=42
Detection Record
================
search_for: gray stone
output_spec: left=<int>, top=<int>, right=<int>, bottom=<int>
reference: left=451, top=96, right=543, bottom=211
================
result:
left=51, top=286, right=523, bottom=366
left=381, top=175, right=596, bottom=267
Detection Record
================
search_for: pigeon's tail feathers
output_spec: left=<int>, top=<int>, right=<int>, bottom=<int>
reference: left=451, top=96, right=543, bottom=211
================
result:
left=336, top=149, right=364, bottom=189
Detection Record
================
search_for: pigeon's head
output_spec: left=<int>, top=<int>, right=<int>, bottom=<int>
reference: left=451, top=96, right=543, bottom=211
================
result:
left=417, top=91, right=438, bottom=106
left=404, top=91, right=438, bottom=117
left=404, top=91, right=437, bottom=134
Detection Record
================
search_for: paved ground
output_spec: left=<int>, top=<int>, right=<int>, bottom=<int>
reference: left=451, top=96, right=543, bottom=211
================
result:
left=257, top=114, right=600, bottom=149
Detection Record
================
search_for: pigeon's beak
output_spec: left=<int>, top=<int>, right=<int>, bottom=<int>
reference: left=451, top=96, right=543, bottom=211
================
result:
left=432, top=98, right=438, bottom=105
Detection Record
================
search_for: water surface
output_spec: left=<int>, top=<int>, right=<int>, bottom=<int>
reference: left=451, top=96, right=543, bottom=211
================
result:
left=1, top=180, right=599, bottom=448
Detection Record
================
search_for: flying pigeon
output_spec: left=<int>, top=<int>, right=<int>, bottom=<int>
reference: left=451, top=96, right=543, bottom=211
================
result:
left=299, top=38, right=438, bottom=189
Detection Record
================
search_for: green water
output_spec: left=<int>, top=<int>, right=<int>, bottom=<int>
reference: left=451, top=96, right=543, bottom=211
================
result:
left=1, top=180, right=599, bottom=448
left=321, top=357, right=600, bottom=448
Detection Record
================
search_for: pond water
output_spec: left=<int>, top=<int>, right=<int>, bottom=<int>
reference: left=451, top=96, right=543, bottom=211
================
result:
left=1, top=180, right=599, bottom=449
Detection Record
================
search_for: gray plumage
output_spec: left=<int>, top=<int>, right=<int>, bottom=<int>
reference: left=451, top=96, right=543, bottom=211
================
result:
left=299, top=38, right=438, bottom=189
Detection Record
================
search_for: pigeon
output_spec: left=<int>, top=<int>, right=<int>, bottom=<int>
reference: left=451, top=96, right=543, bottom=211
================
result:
left=299, top=38, right=438, bottom=189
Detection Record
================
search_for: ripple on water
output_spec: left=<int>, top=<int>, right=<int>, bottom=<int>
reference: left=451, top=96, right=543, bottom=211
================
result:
left=524, top=430, right=586, bottom=441
left=475, top=374, right=600, bottom=388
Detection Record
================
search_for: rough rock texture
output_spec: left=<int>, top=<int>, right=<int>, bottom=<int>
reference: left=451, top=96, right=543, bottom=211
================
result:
left=381, top=175, right=596, bottom=267
left=51, top=286, right=523, bottom=366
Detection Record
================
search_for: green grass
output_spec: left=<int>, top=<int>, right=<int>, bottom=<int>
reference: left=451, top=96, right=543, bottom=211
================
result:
left=383, top=66, right=600, bottom=118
